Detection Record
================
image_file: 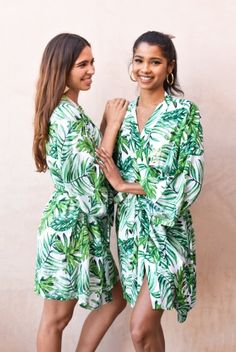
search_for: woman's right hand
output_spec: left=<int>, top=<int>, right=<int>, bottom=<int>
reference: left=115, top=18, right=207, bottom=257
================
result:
left=103, top=98, right=129, bottom=128
left=96, top=147, right=125, bottom=192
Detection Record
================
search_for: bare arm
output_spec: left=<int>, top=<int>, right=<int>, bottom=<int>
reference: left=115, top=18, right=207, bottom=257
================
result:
left=99, top=114, right=107, bottom=136
left=117, top=180, right=145, bottom=195
left=97, top=99, right=145, bottom=195
left=99, top=99, right=129, bottom=155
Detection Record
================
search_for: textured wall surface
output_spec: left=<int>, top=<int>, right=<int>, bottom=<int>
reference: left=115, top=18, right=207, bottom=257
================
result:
left=0, top=0, right=235, bottom=351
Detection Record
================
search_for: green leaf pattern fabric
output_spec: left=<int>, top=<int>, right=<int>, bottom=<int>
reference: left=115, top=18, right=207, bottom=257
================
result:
left=115, top=94, right=204, bottom=322
left=35, top=96, right=119, bottom=309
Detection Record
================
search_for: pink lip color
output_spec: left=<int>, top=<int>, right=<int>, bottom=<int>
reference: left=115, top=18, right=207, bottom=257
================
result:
left=83, top=78, right=92, bottom=83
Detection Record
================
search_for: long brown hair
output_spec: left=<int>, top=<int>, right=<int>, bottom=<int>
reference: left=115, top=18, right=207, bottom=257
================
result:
left=33, top=33, right=90, bottom=172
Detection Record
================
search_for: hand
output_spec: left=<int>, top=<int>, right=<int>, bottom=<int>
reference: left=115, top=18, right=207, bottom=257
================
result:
left=96, top=147, right=124, bottom=192
left=103, top=98, right=129, bottom=128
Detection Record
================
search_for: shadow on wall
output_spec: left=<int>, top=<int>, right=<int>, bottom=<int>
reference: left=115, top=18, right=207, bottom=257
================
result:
left=192, top=150, right=236, bottom=351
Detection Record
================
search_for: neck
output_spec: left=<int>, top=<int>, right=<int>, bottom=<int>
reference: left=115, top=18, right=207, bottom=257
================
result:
left=66, top=89, right=79, bottom=105
left=138, top=88, right=165, bottom=108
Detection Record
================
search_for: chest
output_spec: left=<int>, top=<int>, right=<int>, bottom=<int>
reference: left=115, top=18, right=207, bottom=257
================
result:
left=117, top=111, right=185, bottom=175
left=136, top=105, right=157, bottom=133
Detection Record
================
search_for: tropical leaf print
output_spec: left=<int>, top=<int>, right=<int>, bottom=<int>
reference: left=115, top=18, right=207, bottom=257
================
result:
left=35, top=96, right=118, bottom=308
left=77, top=137, right=95, bottom=154
left=115, top=94, right=203, bottom=322
left=35, top=276, right=54, bottom=295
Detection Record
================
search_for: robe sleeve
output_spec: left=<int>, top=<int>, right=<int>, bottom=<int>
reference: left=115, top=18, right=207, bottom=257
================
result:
left=139, top=103, right=204, bottom=227
left=54, top=105, right=108, bottom=218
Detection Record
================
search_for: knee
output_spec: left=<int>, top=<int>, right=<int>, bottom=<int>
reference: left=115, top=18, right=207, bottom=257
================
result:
left=45, top=310, right=73, bottom=332
left=130, top=315, right=164, bottom=347
left=130, top=317, right=148, bottom=344
left=130, top=324, right=147, bottom=344
left=56, top=311, right=73, bottom=331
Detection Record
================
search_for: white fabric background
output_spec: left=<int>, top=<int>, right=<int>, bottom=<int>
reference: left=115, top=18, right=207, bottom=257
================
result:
left=0, top=0, right=235, bottom=351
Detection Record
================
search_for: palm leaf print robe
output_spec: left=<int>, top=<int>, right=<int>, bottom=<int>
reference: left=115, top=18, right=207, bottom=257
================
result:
left=35, top=96, right=118, bottom=309
left=115, top=94, right=204, bottom=322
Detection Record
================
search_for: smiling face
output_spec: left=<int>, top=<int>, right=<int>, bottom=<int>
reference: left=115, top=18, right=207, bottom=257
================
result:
left=132, top=42, right=175, bottom=93
left=67, top=45, right=95, bottom=95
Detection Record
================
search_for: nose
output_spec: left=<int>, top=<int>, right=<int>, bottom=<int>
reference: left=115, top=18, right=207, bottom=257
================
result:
left=141, top=62, right=150, bottom=73
left=87, top=64, right=95, bottom=75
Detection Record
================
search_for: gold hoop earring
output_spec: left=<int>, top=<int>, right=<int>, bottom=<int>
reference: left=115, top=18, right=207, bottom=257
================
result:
left=166, top=72, right=174, bottom=86
left=128, top=65, right=137, bottom=82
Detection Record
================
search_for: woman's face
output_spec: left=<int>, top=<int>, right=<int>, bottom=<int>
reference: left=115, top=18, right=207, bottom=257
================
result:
left=67, top=46, right=95, bottom=93
left=132, top=42, right=174, bottom=92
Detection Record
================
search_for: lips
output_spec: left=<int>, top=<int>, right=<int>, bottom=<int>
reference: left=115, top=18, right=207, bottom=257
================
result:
left=82, top=76, right=92, bottom=81
left=139, top=75, right=153, bottom=82
left=82, top=77, right=92, bottom=84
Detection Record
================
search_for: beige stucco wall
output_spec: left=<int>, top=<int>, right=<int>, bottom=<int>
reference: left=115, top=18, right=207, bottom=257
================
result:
left=0, top=0, right=236, bottom=351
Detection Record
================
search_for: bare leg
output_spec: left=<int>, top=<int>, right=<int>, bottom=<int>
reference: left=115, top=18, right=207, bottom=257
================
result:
left=130, top=278, right=165, bottom=352
left=37, top=299, right=77, bottom=352
left=76, top=281, right=126, bottom=352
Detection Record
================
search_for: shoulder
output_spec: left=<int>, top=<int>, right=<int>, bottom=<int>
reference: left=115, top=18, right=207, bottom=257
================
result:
left=49, top=98, right=87, bottom=136
left=50, top=99, right=82, bottom=124
left=168, top=95, right=199, bottom=111
left=121, top=99, right=137, bottom=125
left=48, top=100, right=80, bottom=141
left=124, top=99, right=137, bottom=119
left=125, top=99, right=136, bottom=113
left=167, top=96, right=202, bottom=124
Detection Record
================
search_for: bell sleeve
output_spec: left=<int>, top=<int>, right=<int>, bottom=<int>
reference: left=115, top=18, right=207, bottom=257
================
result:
left=139, top=103, right=204, bottom=227
left=55, top=106, right=108, bottom=217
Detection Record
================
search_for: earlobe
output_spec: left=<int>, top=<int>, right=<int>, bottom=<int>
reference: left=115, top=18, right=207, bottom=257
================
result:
left=171, top=60, right=176, bottom=72
left=168, top=59, right=175, bottom=73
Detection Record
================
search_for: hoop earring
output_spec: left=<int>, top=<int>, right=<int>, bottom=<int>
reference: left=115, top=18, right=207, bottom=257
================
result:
left=128, top=65, right=137, bottom=82
left=166, top=72, right=174, bottom=86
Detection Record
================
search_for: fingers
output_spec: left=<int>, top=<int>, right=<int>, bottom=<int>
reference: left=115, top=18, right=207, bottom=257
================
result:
left=96, top=147, right=114, bottom=171
left=97, top=161, right=109, bottom=179
left=103, top=98, right=129, bottom=127
left=106, top=98, right=129, bottom=109
left=123, top=100, right=129, bottom=111
left=117, top=98, right=128, bottom=108
left=96, top=147, right=111, bottom=158
left=96, top=154, right=107, bottom=171
left=96, top=148, right=111, bottom=165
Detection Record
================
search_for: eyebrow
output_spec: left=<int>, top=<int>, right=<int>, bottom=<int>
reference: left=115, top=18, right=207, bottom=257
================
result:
left=134, top=55, right=163, bottom=60
left=75, top=58, right=94, bottom=65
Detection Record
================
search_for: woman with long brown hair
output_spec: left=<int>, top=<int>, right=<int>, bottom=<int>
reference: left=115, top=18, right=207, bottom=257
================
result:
left=33, top=33, right=128, bottom=352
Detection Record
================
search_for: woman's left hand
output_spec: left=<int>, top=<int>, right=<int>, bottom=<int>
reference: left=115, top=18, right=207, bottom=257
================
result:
left=96, top=147, right=124, bottom=192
